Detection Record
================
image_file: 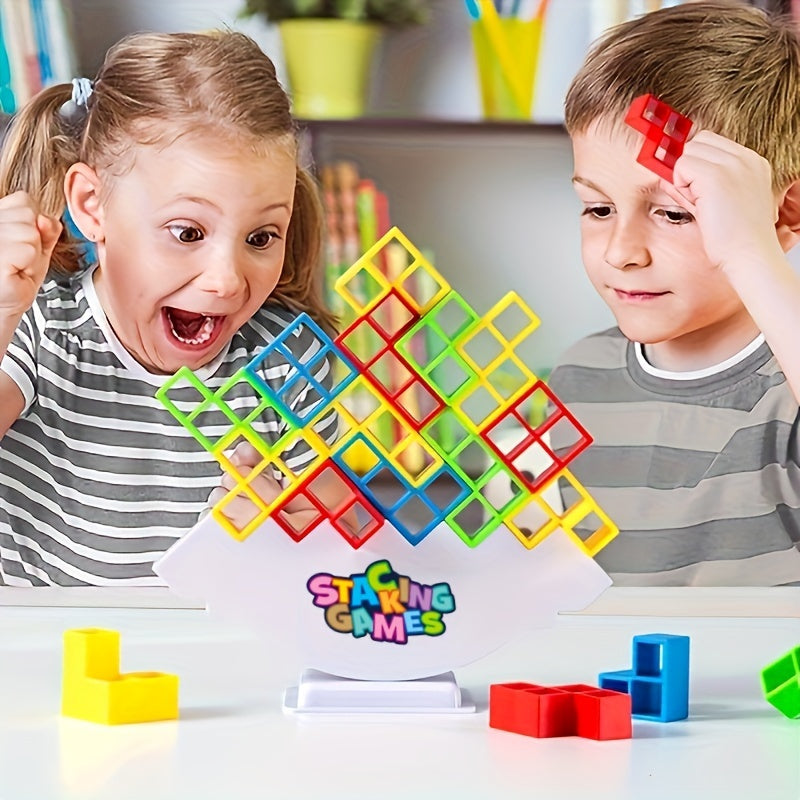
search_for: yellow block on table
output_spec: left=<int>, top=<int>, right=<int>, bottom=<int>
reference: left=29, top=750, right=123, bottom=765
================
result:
left=62, top=628, right=179, bottom=725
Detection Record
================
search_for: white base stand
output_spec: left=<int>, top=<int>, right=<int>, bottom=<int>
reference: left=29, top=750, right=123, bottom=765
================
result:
left=283, top=669, right=476, bottom=714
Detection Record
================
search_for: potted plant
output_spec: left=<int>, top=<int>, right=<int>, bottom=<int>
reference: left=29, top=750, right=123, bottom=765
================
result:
left=241, top=0, right=430, bottom=118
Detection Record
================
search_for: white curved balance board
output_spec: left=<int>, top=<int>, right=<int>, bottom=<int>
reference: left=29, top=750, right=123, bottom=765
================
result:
left=154, top=516, right=611, bottom=682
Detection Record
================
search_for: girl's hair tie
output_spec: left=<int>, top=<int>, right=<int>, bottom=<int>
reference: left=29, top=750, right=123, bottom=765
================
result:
left=59, top=78, right=94, bottom=125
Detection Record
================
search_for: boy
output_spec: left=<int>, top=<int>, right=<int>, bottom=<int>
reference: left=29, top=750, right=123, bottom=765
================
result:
left=547, top=1, right=800, bottom=586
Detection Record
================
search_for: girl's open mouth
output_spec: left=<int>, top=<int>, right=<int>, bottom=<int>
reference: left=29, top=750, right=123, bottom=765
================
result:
left=163, top=307, right=225, bottom=349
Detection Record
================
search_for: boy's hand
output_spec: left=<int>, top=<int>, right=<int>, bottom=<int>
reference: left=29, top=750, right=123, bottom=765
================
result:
left=0, top=192, right=61, bottom=318
left=663, top=131, right=783, bottom=273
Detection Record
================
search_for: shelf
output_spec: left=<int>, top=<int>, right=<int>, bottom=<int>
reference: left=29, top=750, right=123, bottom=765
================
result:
left=296, top=117, right=567, bottom=136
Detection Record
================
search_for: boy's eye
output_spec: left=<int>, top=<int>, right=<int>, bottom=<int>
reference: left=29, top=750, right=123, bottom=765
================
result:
left=658, top=208, right=694, bottom=224
left=168, top=225, right=204, bottom=243
left=246, top=229, right=278, bottom=250
left=582, top=205, right=613, bottom=219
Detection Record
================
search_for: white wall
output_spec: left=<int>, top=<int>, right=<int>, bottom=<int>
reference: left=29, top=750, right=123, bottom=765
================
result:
left=66, top=0, right=282, bottom=76
left=67, top=1, right=798, bottom=370
left=310, top=125, right=609, bottom=372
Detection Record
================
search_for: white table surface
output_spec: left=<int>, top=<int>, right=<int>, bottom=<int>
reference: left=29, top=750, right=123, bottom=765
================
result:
left=0, top=588, right=798, bottom=800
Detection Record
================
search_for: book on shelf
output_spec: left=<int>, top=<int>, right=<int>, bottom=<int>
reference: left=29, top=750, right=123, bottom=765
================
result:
left=320, top=160, right=550, bottom=479
left=0, top=0, right=77, bottom=114
left=320, top=159, right=435, bottom=477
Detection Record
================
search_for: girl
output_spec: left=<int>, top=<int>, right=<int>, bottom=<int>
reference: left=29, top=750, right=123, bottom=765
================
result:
left=0, top=31, right=340, bottom=586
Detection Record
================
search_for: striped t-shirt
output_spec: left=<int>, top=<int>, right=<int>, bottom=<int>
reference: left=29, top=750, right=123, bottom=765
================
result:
left=0, top=266, right=337, bottom=586
left=548, top=327, right=800, bottom=586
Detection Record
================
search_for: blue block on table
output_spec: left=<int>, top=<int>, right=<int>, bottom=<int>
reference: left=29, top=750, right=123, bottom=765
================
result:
left=599, top=633, right=690, bottom=722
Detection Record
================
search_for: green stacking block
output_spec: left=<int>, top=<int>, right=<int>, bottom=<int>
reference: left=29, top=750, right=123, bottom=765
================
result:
left=761, top=646, right=800, bottom=719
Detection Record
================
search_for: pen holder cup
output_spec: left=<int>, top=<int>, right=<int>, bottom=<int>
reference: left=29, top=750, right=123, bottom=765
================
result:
left=471, top=18, right=543, bottom=120
left=279, top=20, right=383, bottom=119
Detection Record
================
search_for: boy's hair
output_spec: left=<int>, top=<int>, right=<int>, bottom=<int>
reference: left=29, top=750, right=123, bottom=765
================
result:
left=0, top=30, right=334, bottom=330
left=564, top=1, right=800, bottom=191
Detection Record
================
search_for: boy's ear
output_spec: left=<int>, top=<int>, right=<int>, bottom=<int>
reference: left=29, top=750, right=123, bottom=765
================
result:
left=64, top=163, right=105, bottom=243
left=775, top=179, right=800, bottom=252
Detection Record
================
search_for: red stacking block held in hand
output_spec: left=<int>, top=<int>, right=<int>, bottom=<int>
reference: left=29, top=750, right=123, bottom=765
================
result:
left=624, top=94, right=693, bottom=183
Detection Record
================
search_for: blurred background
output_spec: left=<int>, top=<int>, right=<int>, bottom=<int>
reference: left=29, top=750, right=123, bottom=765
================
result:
left=1, top=0, right=797, bottom=375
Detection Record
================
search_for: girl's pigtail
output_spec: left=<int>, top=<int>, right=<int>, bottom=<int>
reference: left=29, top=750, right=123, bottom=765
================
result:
left=274, top=166, right=338, bottom=334
left=0, top=83, right=85, bottom=275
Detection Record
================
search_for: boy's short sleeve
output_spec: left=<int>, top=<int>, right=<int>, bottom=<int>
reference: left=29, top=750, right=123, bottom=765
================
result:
left=0, top=307, right=40, bottom=416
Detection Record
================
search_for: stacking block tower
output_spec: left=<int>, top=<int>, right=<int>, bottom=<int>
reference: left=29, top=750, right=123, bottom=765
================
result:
left=157, top=227, right=618, bottom=558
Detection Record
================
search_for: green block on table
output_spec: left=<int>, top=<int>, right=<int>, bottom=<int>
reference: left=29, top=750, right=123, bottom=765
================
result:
left=761, top=645, right=800, bottom=719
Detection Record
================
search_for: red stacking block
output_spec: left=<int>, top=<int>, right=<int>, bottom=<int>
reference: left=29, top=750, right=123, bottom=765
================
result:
left=489, top=682, right=632, bottom=741
left=559, top=685, right=633, bottom=741
left=334, top=304, right=443, bottom=433
left=272, top=459, right=384, bottom=548
left=481, top=380, right=592, bottom=493
left=624, top=93, right=693, bottom=183
left=489, top=683, right=575, bottom=737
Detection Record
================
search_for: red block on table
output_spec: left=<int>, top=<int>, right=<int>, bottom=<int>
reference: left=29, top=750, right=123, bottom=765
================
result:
left=559, top=685, right=633, bottom=741
left=489, top=682, right=632, bottom=741
left=489, top=683, right=575, bottom=737
left=624, top=93, right=692, bottom=183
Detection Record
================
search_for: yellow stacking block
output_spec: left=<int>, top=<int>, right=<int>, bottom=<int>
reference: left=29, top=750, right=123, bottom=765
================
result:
left=62, top=628, right=179, bottom=725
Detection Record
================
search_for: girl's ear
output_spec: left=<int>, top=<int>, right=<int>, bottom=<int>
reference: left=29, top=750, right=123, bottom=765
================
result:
left=64, top=162, right=105, bottom=242
left=775, top=179, right=800, bottom=253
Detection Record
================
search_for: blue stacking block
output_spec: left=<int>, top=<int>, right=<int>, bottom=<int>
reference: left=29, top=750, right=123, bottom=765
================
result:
left=333, top=434, right=430, bottom=545
left=599, top=633, right=690, bottom=722
left=389, top=464, right=471, bottom=544
left=244, top=312, right=358, bottom=427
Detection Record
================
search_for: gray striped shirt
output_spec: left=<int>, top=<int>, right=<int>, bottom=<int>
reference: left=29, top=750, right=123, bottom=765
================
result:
left=548, top=327, right=800, bottom=586
left=0, top=267, right=337, bottom=586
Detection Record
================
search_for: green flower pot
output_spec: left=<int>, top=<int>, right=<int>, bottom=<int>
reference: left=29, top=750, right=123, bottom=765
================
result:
left=279, top=19, right=383, bottom=119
